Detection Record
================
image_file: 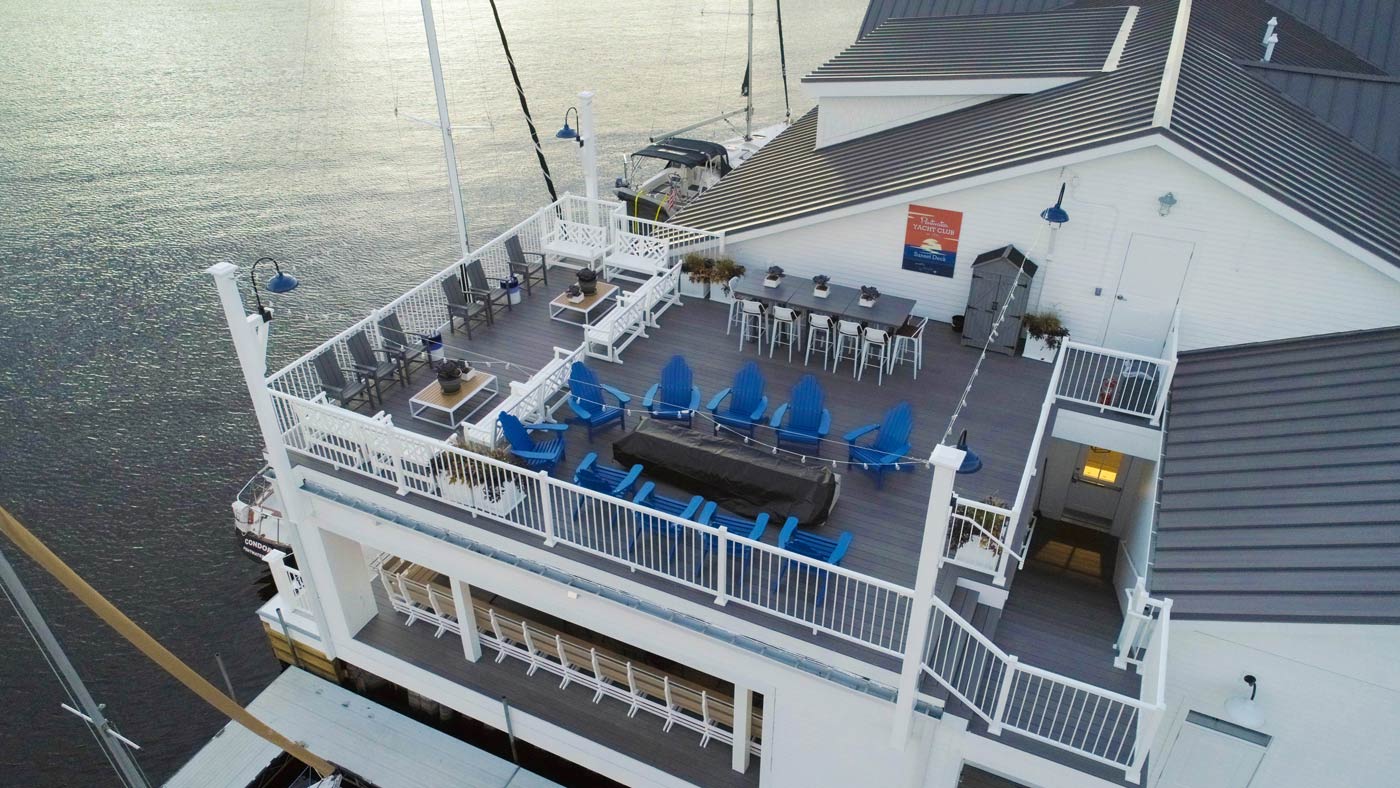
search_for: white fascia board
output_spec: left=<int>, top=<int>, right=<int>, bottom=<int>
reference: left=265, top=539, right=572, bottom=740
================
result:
left=1051, top=408, right=1164, bottom=461
left=720, top=135, right=1160, bottom=245
left=1154, top=137, right=1400, bottom=284
left=300, top=467, right=900, bottom=683
left=804, top=75, right=1082, bottom=99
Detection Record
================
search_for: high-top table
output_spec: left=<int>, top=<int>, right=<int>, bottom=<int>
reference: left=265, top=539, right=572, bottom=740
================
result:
left=731, top=270, right=797, bottom=304
left=785, top=282, right=859, bottom=316
left=842, top=293, right=918, bottom=328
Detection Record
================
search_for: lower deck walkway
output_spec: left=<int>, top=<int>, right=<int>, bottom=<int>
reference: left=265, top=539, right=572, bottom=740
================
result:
left=355, top=583, right=759, bottom=788
left=165, top=667, right=561, bottom=788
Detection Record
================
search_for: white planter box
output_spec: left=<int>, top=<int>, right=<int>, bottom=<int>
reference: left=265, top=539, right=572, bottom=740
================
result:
left=814, top=287, right=830, bottom=299
left=678, top=276, right=708, bottom=299
left=1022, top=335, right=1059, bottom=363
left=952, top=541, right=1001, bottom=572
left=438, top=476, right=527, bottom=518
left=710, top=282, right=738, bottom=305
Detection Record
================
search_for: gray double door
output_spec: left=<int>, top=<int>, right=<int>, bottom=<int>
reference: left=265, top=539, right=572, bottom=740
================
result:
left=962, top=269, right=1029, bottom=354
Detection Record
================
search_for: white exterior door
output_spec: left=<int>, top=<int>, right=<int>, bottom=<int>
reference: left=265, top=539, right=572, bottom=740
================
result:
left=1105, top=234, right=1194, bottom=356
left=1158, top=713, right=1269, bottom=788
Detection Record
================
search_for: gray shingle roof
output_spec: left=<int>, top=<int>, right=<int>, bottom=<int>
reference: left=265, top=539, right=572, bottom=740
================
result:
left=1153, top=327, right=1400, bottom=624
left=809, top=6, right=1130, bottom=82
left=858, top=0, right=1072, bottom=39
left=673, top=0, right=1400, bottom=271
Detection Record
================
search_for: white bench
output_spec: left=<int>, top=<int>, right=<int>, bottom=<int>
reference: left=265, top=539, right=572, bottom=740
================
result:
left=542, top=220, right=608, bottom=270
left=602, top=231, right=671, bottom=283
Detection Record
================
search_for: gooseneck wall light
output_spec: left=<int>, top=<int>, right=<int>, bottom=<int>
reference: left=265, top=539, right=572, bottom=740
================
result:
left=249, top=257, right=299, bottom=323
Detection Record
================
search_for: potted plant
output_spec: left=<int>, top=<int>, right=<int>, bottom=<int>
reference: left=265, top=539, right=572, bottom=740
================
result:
left=679, top=252, right=713, bottom=298
left=858, top=285, right=881, bottom=307
left=708, top=257, right=746, bottom=304
left=812, top=274, right=831, bottom=298
left=565, top=283, right=585, bottom=303
left=1022, top=310, right=1070, bottom=363
left=434, top=439, right=528, bottom=516
left=576, top=267, right=598, bottom=296
left=432, top=358, right=467, bottom=394
left=764, top=265, right=785, bottom=288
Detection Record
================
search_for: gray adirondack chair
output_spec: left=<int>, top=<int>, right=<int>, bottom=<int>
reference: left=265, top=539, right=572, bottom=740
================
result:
left=348, top=329, right=404, bottom=402
left=505, top=234, right=548, bottom=295
left=313, top=350, right=376, bottom=410
left=441, top=273, right=489, bottom=338
left=463, top=259, right=510, bottom=322
left=376, top=312, right=430, bottom=375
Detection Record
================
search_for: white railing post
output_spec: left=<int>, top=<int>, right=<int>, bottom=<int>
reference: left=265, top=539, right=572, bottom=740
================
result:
left=1115, top=579, right=1149, bottom=669
left=264, top=549, right=296, bottom=603
left=891, top=443, right=963, bottom=747
left=1150, top=358, right=1176, bottom=426
left=713, top=526, right=730, bottom=606
left=539, top=471, right=557, bottom=547
left=987, top=655, right=1019, bottom=735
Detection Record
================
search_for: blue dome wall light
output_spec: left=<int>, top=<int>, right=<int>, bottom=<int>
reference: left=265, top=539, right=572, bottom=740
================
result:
left=250, top=256, right=300, bottom=322
left=1040, top=183, right=1070, bottom=227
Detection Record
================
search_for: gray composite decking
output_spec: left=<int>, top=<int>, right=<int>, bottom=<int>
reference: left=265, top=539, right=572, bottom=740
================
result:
left=342, top=287, right=1050, bottom=589
left=355, top=584, right=758, bottom=788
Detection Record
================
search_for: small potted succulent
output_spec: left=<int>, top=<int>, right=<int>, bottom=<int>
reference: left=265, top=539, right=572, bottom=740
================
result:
left=576, top=267, right=598, bottom=296
left=433, top=358, right=467, bottom=394
left=565, top=283, right=585, bottom=303
left=858, top=285, right=881, bottom=307
left=764, top=265, right=785, bottom=288
left=1022, top=310, right=1070, bottom=362
left=812, top=274, right=831, bottom=298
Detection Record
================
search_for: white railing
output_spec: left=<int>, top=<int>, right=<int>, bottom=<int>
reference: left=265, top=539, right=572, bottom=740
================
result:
left=271, top=391, right=915, bottom=656
left=922, top=592, right=1168, bottom=782
left=942, top=496, right=1022, bottom=585
left=1055, top=342, right=1173, bottom=423
left=612, top=213, right=726, bottom=267
left=264, top=549, right=316, bottom=618
left=463, top=344, right=586, bottom=446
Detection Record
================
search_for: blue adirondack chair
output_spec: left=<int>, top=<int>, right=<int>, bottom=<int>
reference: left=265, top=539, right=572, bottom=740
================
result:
left=572, top=452, right=643, bottom=499
left=629, top=481, right=710, bottom=561
left=773, top=517, right=853, bottom=606
left=705, top=362, right=768, bottom=438
left=566, top=362, right=630, bottom=440
left=768, top=374, right=832, bottom=454
left=843, top=401, right=916, bottom=489
left=497, top=413, right=568, bottom=474
left=643, top=355, right=702, bottom=427
left=696, top=509, right=770, bottom=580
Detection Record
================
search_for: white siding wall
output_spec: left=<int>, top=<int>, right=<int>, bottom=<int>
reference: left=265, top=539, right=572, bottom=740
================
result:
left=816, top=94, right=1001, bottom=147
left=1153, top=621, right=1400, bottom=788
left=728, top=146, right=1400, bottom=353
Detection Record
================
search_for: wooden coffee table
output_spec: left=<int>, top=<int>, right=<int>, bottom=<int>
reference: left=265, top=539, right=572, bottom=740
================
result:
left=408, top=369, right=499, bottom=429
left=549, top=281, right=619, bottom=326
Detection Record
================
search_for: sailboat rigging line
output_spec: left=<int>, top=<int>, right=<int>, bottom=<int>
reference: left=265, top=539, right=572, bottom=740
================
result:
left=0, top=551, right=144, bottom=788
left=775, top=0, right=791, bottom=121
left=484, top=0, right=558, bottom=203
left=0, top=506, right=338, bottom=780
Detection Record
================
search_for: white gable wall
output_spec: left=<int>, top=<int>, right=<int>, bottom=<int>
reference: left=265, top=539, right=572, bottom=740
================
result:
left=815, top=94, right=1003, bottom=147
left=1152, top=620, right=1400, bottom=788
left=727, top=146, right=1400, bottom=353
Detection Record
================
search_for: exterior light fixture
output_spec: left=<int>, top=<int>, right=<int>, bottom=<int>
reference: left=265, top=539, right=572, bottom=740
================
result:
left=249, top=257, right=299, bottom=323
left=1040, top=183, right=1070, bottom=227
left=955, top=429, right=982, bottom=474
left=556, top=107, right=583, bottom=147
left=1224, top=674, right=1265, bottom=729
left=1158, top=192, right=1178, bottom=216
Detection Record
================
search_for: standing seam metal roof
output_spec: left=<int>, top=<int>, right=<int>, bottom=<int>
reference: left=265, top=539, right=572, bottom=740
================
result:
left=807, top=7, right=1131, bottom=82
left=672, top=0, right=1400, bottom=272
left=1241, top=64, right=1400, bottom=170
left=858, top=0, right=1073, bottom=38
left=1154, top=327, right=1400, bottom=624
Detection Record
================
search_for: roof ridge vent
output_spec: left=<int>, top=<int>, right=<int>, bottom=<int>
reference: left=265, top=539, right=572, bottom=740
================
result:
left=1261, top=16, right=1279, bottom=62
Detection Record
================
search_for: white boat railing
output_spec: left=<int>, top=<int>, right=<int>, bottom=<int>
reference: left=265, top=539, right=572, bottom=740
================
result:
left=269, top=390, right=915, bottom=656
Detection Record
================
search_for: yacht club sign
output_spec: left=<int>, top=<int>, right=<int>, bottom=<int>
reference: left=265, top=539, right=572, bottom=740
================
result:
left=901, top=204, right=963, bottom=278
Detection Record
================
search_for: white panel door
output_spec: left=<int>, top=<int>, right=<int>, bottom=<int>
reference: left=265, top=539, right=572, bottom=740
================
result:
left=1105, top=234, right=1195, bottom=356
left=1158, top=717, right=1268, bottom=788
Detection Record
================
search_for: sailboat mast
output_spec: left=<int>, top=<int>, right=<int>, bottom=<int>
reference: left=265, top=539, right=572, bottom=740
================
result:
left=420, top=0, right=471, bottom=257
left=745, top=0, right=754, bottom=140
left=0, top=546, right=149, bottom=788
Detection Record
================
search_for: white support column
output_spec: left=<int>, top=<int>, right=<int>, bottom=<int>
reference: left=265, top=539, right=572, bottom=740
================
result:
left=452, top=578, right=482, bottom=663
left=890, top=443, right=964, bottom=747
left=208, top=262, right=337, bottom=658
left=577, top=90, right=599, bottom=201
left=731, top=685, right=752, bottom=773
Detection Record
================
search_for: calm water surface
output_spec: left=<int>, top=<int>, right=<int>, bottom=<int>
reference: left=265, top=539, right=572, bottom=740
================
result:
left=0, top=0, right=864, bottom=783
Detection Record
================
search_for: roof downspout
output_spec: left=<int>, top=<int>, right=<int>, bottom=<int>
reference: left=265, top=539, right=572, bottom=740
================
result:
left=1152, top=0, right=1192, bottom=128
